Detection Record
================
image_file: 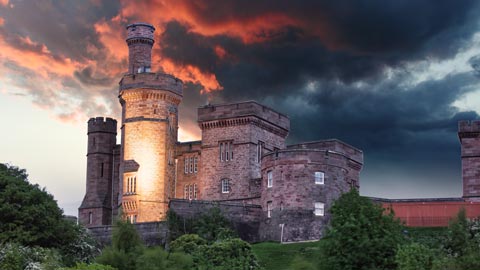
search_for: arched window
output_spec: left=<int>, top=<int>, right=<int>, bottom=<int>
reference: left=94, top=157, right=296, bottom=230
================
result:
left=221, top=179, right=230, bottom=193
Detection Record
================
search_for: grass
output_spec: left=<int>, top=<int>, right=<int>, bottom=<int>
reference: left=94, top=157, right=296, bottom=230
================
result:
left=252, top=241, right=320, bottom=270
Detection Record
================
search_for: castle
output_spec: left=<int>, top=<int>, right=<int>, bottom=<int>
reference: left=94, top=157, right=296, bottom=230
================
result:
left=78, top=22, right=363, bottom=242
left=79, top=22, right=480, bottom=243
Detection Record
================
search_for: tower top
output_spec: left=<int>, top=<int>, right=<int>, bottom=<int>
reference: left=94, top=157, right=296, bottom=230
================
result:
left=126, top=23, right=155, bottom=44
left=126, top=22, right=155, bottom=74
left=87, top=117, right=117, bottom=134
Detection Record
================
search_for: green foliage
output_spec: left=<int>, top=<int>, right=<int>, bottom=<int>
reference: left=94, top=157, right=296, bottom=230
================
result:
left=60, top=262, right=117, bottom=270
left=135, top=247, right=193, bottom=270
left=196, top=238, right=261, bottom=270
left=170, top=234, right=207, bottom=254
left=444, top=208, right=472, bottom=258
left=319, top=189, right=404, bottom=270
left=402, top=227, right=448, bottom=250
left=167, top=207, right=235, bottom=243
left=96, top=219, right=144, bottom=270
left=111, top=219, right=143, bottom=253
left=60, top=224, right=100, bottom=266
left=0, top=163, right=78, bottom=249
left=0, top=242, right=62, bottom=270
left=252, top=241, right=320, bottom=270
left=395, top=243, right=434, bottom=270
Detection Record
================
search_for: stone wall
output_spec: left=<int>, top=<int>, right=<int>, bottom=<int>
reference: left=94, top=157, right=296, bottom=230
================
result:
left=89, top=222, right=169, bottom=247
left=169, top=199, right=262, bottom=242
left=175, top=141, right=202, bottom=199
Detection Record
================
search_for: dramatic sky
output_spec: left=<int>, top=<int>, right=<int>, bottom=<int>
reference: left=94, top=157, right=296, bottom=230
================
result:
left=1, top=0, right=480, bottom=216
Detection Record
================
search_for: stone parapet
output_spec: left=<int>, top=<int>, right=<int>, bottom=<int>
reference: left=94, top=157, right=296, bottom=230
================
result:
left=120, top=73, right=183, bottom=96
left=87, top=117, right=117, bottom=134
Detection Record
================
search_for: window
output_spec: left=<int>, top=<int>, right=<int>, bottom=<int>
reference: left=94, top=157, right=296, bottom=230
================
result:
left=221, top=179, right=230, bottom=193
left=132, top=215, right=137, bottom=224
left=257, top=141, right=264, bottom=163
left=219, top=141, right=233, bottom=162
left=189, top=157, right=194, bottom=173
left=193, top=157, right=198, bottom=173
left=184, top=157, right=188, bottom=174
left=188, top=184, right=193, bottom=200
left=193, top=184, right=197, bottom=199
left=267, top=201, right=272, bottom=218
left=315, top=171, right=325, bottom=185
left=100, top=163, right=104, bottom=178
left=267, top=171, right=273, bottom=188
left=126, top=176, right=137, bottom=194
left=314, top=202, right=325, bottom=216
left=184, top=184, right=188, bottom=199
left=88, top=212, right=93, bottom=224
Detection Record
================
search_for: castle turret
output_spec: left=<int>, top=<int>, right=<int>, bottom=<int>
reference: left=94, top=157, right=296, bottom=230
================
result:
left=79, top=117, right=117, bottom=227
left=459, top=120, right=480, bottom=201
left=126, top=23, right=155, bottom=74
left=119, top=22, right=183, bottom=223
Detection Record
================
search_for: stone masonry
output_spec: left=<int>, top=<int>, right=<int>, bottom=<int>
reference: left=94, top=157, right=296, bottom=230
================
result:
left=79, top=22, right=365, bottom=242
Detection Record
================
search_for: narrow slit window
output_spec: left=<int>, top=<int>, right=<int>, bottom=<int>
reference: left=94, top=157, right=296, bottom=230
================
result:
left=267, top=171, right=273, bottom=188
left=193, top=157, right=198, bottom=173
left=193, top=184, right=197, bottom=199
left=184, top=157, right=188, bottom=174
left=189, top=157, right=194, bottom=173
left=267, top=201, right=272, bottom=218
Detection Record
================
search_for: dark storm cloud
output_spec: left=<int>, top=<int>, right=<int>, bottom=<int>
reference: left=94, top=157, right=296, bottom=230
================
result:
left=0, top=0, right=120, bottom=61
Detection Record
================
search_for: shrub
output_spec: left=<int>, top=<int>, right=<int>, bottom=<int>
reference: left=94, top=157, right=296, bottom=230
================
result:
left=395, top=243, right=434, bottom=270
left=170, top=234, right=207, bottom=254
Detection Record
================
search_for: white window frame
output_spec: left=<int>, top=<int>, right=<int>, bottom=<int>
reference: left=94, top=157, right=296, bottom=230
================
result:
left=193, top=184, right=197, bottom=199
left=315, top=171, right=325, bottom=185
left=267, top=201, right=272, bottom=218
left=220, top=142, right=224, bottom=161
left=189, top=157, right=194, bottom=173
left=257, top=141, right=264, bottom=163
left=193, top=157, right=198, bottom=173
left=184, top=157, right=188, bottom=174
left=267, top=171, right=273, bottom=188
left=188, top=184, right=193, bottom=200
left=184, top=184, right=188, bottom=199
left=221, top=179, right=230, bottom=193
left=314, top=202, right=325, bottom=216
left=88, top=212, right=93, bottom=224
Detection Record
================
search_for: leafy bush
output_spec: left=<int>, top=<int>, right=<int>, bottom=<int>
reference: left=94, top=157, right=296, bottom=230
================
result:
left=319, top=189, right=404, bottom=270
left=395, top=243, right=434, bottom=270
left=60, top=224, right=100, bottom=266
left=170, top=234, right=207, bottom=254
left=135, top=247, right=193, bottom=270
left=60, top=262, right=117, bottom=270
left=0, top=243, right=62, bottom=270
left=196, top=238, right=261, bottom=270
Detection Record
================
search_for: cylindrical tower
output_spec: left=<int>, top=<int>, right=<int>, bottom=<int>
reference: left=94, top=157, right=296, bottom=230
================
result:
left=126, top=23, right=155, bottom=74
left=119, top=22, right=183, bottom=223
left=79, top=117, right=117, bottom=227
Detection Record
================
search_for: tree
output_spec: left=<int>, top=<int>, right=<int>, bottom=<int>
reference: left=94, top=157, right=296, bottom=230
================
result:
left=395, top=243, right=434, bottom=270
left=96, top=219, right=144, bottom=270
left=0, top=163, right=78, bottom=249
left=319, top=189, right=404, bottom=270
left=196, top=238, right=261, bottom=270
left=445, top=208, right=470, bottom=257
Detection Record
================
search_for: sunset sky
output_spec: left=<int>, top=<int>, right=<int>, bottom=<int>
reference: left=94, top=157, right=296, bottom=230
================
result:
left=1, top=0, right=480, bottom=216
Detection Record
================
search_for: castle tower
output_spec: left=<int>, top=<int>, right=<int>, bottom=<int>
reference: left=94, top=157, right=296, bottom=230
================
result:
left=119, top=23, right=183, bottom=222
left=79, top=117, right=117, bottom=227
left=459, top=120, right=480, bottom=201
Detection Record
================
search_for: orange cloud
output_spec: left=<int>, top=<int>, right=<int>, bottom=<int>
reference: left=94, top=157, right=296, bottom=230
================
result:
left=0, top=0, right=8, bottom=7
left=0, top=17, right=4, bottom=26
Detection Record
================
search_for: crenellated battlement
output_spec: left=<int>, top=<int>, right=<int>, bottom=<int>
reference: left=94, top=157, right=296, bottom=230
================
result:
left=119, top=72, right=183, bottom=96
left=198, top=101, right=290, bottom=134
left=87, top=117, right=117, bottom=134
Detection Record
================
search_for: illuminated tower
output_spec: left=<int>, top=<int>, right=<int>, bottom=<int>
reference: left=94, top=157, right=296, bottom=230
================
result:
left=119, top=23, right=183, bottom=222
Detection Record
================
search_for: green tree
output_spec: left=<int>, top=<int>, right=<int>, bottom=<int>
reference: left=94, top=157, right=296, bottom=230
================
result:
left=170, top=234, right=207, bottom=254
left=0, top=163, right=77, bottom=248
left=395, top=243, right=434, bottom=270
left=196, top=238, right=261, bottom=270
left=445, top=208, right=470, bottom=257
left=96, top=219, right=143, bottom=270
left=194, top=207, right=235, bottom=242
left=60, top=263, right=117, bottom=270
left=135, top=247, right=193, bottom=270
left=319, top=189, right=404, bottom=270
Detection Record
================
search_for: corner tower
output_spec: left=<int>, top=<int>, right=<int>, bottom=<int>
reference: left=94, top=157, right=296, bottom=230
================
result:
left=119, top=23, right=183, bottom=222
left=459, top=120, right=480, bottom=201
left=79, top=117, right=117, bottom=227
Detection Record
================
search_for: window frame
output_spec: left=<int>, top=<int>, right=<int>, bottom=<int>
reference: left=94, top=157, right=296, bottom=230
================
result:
left=314, top=202, right=325, bottom=216
left=315, top=171, right=325, bottom=185
left=267, top=201, right=272, bottom=218
left=267, top=170, right=273, bottom=188
left=221, top=179, right=230, bottom=193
